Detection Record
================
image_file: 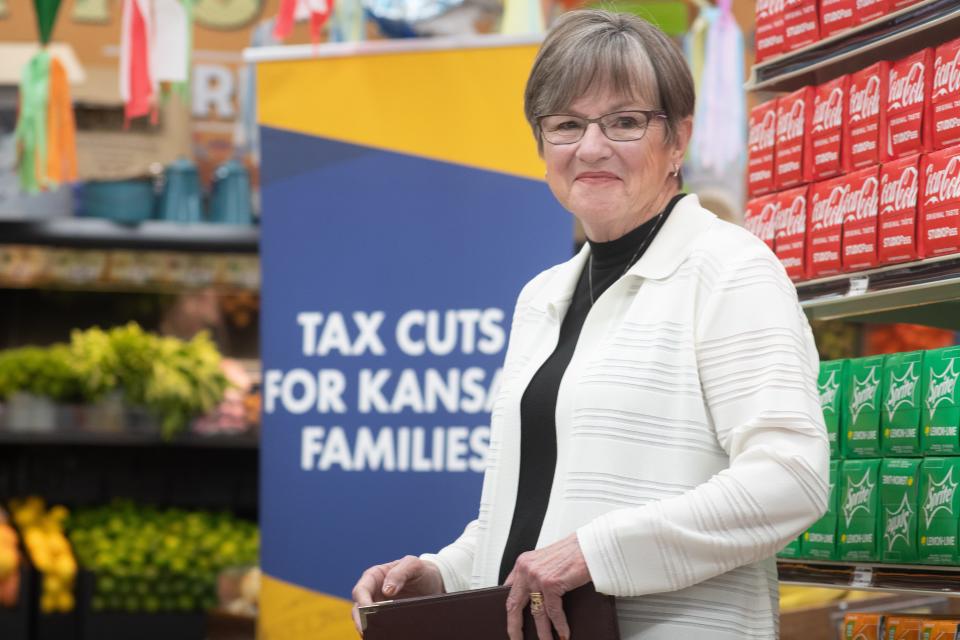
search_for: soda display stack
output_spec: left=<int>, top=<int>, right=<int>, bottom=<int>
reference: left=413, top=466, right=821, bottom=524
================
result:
left=779, top=346, right=960, bottom=566
left=745, top=33, right=960, bottom=282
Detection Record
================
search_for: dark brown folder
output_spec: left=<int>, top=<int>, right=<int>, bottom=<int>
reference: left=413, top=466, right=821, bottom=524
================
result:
left=358, top=583, right=620, bottom=640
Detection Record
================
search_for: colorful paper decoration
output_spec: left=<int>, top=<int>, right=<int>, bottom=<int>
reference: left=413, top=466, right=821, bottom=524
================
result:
left=120, top=0, right=157, bottom=124
left=273, top=0, right=334, bottom=43
left=33, top=0, right=63, bottom=44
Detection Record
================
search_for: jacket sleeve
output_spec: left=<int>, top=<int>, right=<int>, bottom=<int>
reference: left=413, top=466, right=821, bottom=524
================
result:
left=576, top=247, right=830, bottom=597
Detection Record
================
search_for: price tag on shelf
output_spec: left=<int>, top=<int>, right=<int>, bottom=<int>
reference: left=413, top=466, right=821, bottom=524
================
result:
left=850, top=566, right=873, bottom=588
left=848, top=276, right=869, bottom=297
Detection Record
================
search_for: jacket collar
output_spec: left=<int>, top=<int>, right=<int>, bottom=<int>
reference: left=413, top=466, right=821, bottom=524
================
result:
left=530, top=194, right=716, bottom=313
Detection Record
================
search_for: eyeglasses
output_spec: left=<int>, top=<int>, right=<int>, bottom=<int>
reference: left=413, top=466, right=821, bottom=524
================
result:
left=537, top=109, right=668, bottom=145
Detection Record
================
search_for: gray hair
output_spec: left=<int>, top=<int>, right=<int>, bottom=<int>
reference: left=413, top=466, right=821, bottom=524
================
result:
left=524, top=9, right=695, bottom=154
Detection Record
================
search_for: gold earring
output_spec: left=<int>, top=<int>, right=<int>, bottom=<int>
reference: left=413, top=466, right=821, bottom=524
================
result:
left=671, top=164, right=680, bottom=177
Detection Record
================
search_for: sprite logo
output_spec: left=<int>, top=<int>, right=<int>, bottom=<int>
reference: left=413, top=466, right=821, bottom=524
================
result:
left=885, top=363, right=918, bottom=421
left=923, top=467, right=958, bottom=528
left=819, top=370, right=839, bottom=414
left=851, top=366, right=880, bottom=423
left=926, top=360, right=959, bottom=413
left=885, top=493, right=914, bottom=552
left=843, top=469, right=876, bottom=527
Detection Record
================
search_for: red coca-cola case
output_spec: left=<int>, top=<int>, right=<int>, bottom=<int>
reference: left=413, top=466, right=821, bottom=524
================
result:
left=819, top=0, right=854, bottom=38
left=755, top=0, right=786, bottom=63
left=775, top=186, right=809, bottom=281
left=748, top=101, right=778, bottom=196
left=883, top=48, right=933, bottom=161
left=852, top=0, right=887, bottom=27
left=841, top=166, right=881, bottom=271
left=920, top=145, right=960, bottom=258
left=775, top=87, right=813, bottom=190
left=878, top=154, right=921, bottom=265
left=932, top=36, right=960, bottom=151
left=783, top=0, right=819, bottom=53
left=808, top=176, right=848, bottom=278
left=844, top=62, right=888, bottom=172
left=889, top=0, right=923, bottom=9
left=809, top=76, right=848, bottom=181
left=744, top=194, right=779, bottom=250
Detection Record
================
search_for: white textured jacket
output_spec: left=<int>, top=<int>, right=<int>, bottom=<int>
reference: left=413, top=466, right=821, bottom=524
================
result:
left=422, top=195, right=830, bottom=639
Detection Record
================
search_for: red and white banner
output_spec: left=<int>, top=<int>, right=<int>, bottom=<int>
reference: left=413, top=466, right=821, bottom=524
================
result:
left=920, top=145, right=960, bottom=257
left=809, top=75, right=847, bottom=181
left=878, top=154, right=921, bottom=265
left=775, top=87, right=813, bottom=190
left=840, top=166, right=881, bottom=271
left=932, top=37, right=960, bottom=151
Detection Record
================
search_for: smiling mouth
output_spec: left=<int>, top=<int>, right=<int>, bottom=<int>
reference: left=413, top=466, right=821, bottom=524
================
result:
left=576, top=173, right=619, bottom=181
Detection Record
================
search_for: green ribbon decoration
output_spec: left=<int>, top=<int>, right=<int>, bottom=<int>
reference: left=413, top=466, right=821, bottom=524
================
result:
left=33, top=0, right=63, bottom=45
left=14, top=51, right=51, bottom=193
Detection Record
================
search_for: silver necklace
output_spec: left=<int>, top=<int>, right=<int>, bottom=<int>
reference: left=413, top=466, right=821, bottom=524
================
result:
left=588, top=209, right=668, bottom=306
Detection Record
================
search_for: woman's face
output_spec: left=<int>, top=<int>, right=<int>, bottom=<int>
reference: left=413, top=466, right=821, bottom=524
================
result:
left=542, top=88, right=683, bottom=242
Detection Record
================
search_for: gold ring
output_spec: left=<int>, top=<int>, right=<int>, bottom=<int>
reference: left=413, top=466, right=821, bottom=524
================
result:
left=529, top=592, right=544, bottom=615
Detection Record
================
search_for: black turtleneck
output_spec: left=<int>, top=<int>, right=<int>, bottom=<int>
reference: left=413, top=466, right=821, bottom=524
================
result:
left=497, top=193, right=685, bottom=585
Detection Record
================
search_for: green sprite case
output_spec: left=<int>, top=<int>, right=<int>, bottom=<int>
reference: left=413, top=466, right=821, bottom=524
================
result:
left=819, top=360, right=846, bottom=459
left=838, top=458, right=881, bottom=561
left=880, top=458, right=921, bottom=563
left=922, top=346, right=960, bottom=455
left=800, top=459, right=839, bottom=559
left=919, top=457, right=960, bottom=565
left=844, top=355, right=884, bottom=458
left=881, top=351, right=924, bottom=456
left=777, top=537, right=802, bottom=559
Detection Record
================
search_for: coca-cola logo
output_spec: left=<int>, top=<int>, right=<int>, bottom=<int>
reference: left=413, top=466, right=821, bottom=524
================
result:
left=924, top=156, right=960, bottom=206
left=813, top=86, right=844, bottom=132
left=749, top=109, right=777, bottom=151
left=781, top=196, right=806, bottom=236
left=849, top=177, right=879, bottom=220
left=881, top=166, right=918, bottom=214
left=889, top=62, right=926, bottom=110
left=811, top=184, right=848, bottom=229
left=778, top=99, right=805, bottom=143
left=849, top=75, right=881, bottom=123
left=933, top=48, right=960, bottom=99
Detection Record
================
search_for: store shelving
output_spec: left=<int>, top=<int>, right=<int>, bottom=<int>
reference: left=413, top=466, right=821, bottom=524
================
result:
left=747, top=0, right=960, bottom=91
left=778, top=560, right=960, bottom=597
left=795, top=255, right=960, bottom=329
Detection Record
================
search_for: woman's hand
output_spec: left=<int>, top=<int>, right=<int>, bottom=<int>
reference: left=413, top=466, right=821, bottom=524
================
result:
left=350, top=556, right=445, bottom=636
left=503, top=533, right=591, bottom=640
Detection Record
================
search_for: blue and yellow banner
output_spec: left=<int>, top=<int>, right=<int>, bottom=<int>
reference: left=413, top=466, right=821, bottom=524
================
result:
left=251, top=36, right=572, bottom=639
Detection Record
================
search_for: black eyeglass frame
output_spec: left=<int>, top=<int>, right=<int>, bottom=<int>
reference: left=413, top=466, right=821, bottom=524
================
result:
left=536, top=109, right=669, bottom=145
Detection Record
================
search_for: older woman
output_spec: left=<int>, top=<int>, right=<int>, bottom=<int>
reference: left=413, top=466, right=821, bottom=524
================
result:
left=352, top=10, right=828, bottom=640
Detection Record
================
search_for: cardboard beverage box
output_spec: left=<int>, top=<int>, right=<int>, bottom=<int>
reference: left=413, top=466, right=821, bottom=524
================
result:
left=808, top=175, right=847, bottom=278
left=883, top=48, right=934, bottom=161
left=845, top=62, right=888, bottom=172
left=843, top=613, right=883, bottom=640
left=801, top=459, right=839, bottom=559
left=931, top=36, right=960, bottom=151
left=777, top=536, right=802, bottom=559
left=919, top=145, right=960, bottom=258
left=853, top=0, right=888, bottom=26
left=844, top=355, right=884, bottom=458
left=775, top=87, right=813, bottom=190
left=783, top=0, right=819, bottom=53
left=838, top=458, right=881, bottom=561
left=755, top=0, right=786, bottom=63
left=841, top=165, right=881, bottom=272
left=809, top=75, right=848, bottom=181
left=748, top=101, right=778, bottom=197
left=918, top=457, right=960, bottom=565
left=878, top=154, right=921, bottom=265
left=882, top=350, right=924, bottom=456
left=885, top=616, right=924, bottom=640
left=819, top=0, right=854, bottom=39
left=819, top=359, right=847, bottom=458
left=923, top=620, right=960, bottom=640
left=744, top=194, right=778, bottom=250
left=922, top=346, right=960, bottom=455
left=880, top=458, right=921, bottom=564
left=774, top=186, right=808, bottom=280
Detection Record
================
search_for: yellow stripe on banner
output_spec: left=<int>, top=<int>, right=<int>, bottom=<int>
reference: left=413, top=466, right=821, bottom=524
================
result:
left=257, top=44, right=546, bottom=181
left=259, top=573, right=356, bottom=640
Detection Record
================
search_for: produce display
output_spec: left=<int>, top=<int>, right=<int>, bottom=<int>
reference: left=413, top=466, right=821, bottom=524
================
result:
left=0, top=323, right=228, bottom=439
left=0, top=507, right=21, bottom=608
left=68, top=501, right=258, bottom=613
left=9, top=497, right=77, bottom=613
